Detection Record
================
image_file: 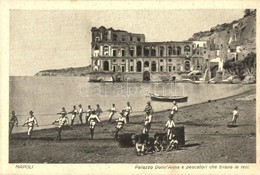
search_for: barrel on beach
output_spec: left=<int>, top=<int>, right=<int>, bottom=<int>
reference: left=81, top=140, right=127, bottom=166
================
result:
left=118, top=133, right=135, bottom=148
left=173, top=126, right=185, bottom=146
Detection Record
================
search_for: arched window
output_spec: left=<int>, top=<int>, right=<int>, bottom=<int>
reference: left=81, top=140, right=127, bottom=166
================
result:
left=184, top=61, right=190, bottom=71
left=173, top=46, right=176, bottom=55
left=103, top=61, right=109, bottom=71
left=177, top=46, right=181, bottom=55
left=137, top=46, right=142, bottom=56
left=160, top=46, right=164, bottom=56
left=184, top=45, right=190, bottom=52
left=144, top=46, right=150, bottom=57
left=151, top=46, right=156, bottom=56
left=168, top=46, right=173, bottom=56
left=144, top=61, right=149, bottom=68
left=137, top=61, right=142, bottom=72
left=151, top=61, right=157, bottom=72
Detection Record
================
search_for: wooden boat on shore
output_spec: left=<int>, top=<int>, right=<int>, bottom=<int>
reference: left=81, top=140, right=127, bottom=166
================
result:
left=148, top=93, right=188, bottom=103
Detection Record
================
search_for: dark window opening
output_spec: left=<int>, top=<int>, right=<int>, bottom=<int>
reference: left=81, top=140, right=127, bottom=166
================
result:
left=168, top=59, right=172, bottom=62
left=169, top=66, right=172, bottom=72
left=130, top=59, right=133, bottom=62
left=122, top=66, right=125, bottom=72
left=130, top=66, right=133, bottom=72
left=113, top=50, right=117, bottom=57
left=137, top=46, right=142, bottom=56
left=151, top=61, right=156, bottom=72
left=130, top=49, right=134, bottom=57
left=160, top=66, right=163, bottom=72
left=122, top=50, right=125, bottom=57
left=151, top=46, right=156, bottom=56
left=160, top=59, right=163, bottom=62
left=177, top=46, right=181, bottom=55
left=137, top=61, right=142, bottom=72
left=113, top=66, right=116, bottom=72
left=137, top=37, right=141, bottom=42
left=113, top=34, right=118, bottom=41
left=173, top=66, right=175, bottom=71
left=144, top=61, right=149, bottom=67
left=122, top=59, right=125, bottom=62
left=168, top=46, right=173, bottom=56
left=144, top=46, right=150, bottom=57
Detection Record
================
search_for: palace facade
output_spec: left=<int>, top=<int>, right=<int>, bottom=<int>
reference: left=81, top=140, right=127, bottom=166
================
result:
left=91, top=26, right=210, bottom=76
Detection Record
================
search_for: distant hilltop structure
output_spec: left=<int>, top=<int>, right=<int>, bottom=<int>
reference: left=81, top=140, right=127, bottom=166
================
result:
left=91, top=26, right=211, bottom=81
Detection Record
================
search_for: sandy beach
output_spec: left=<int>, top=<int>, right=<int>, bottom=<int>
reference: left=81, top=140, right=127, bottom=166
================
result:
left=9, top=89, right=256, bottom=163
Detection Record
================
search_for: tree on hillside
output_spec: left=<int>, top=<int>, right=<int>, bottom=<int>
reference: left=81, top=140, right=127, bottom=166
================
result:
left=244, top=9, right=251, bottom=17
left=223, top=59, right=245, bottom=79
left=242, top=52, right=256, bottom=75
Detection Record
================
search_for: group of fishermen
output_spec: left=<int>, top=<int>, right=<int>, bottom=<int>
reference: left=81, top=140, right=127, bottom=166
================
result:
left=9, top=101, right=179, bottom=143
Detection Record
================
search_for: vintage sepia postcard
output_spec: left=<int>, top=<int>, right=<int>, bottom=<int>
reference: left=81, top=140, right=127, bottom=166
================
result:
left=0, top=0, right=259, bottom=175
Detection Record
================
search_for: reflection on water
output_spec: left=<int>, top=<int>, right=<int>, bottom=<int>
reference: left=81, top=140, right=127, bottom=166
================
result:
left=9, top=76, right=255, bottom=133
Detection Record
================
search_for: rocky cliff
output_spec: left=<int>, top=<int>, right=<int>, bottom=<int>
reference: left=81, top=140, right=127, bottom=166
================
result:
left=189, top=9, right=256, bottom=49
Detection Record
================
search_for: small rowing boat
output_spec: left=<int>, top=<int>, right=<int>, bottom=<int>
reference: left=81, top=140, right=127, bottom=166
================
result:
left=148, top=93, right=188, bottom=103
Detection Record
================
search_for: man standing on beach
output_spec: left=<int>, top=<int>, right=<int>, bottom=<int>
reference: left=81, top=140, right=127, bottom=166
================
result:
left=78, top=104, right=84, bottom=125
left=143, top=110, right=153, bottom=134
left=23, top=111, right=39, bottom=139
left=88, top=110, right=101, bottom=139
left=85, top=105, right=92, bottom=124
left=171, top=101, right=178, bottom=115
left=52, top=112, right=69, bottom=140
left=123, top=102, right=132, bottom=124
left=164, top=115, right=175, bottom=141
left=108, top=104, right=117, bottom=123
left=68, top=106, right=78, bottom=126
left=96, top=104, right=103, bottom=118
left=9, top=111, right=18, bottom=135
left=231, top=106, right=239, bottom=125
left=114, top=112, right=126, bottom=140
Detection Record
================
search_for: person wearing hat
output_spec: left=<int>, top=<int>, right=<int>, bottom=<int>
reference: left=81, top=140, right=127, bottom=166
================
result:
left=85, top=105, right=92, bottom=124
left=164, top=114, right=176, bottom=141
left=123, top=102, right=132, bottom=123
left=23, top=111, right=39, bottom=139
left=143, top=101, right=153, bottom=118
left=52, top=112, right=69, bottom=140
left=57, top=107, right=67, bottom=116
left=88, top=110, right=101, bottom=139
left=78, top=104, right=84, bottom=125
left=9, top=111, right=18, bottom=135
left=114, top=111, right=126, bottom=140
left=108, top=103, right=117, bottom=123
left=231, top=106, right=239, bottom=125
left=171, top=101, right=178, bottom=115
left=68, top=106, right=78, bottom=126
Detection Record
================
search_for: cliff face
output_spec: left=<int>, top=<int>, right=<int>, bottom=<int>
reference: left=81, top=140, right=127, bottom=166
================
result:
left=189, top=10, right=256, bottom=52
left=35, top=66, right=92, bottom=76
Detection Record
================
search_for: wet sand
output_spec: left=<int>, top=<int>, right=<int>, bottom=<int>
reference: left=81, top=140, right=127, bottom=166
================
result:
left=9, top=89, right=256, bottom=163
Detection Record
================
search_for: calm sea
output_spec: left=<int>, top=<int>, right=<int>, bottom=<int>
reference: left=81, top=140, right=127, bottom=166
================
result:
left=9, top=76, right=255, bottom=133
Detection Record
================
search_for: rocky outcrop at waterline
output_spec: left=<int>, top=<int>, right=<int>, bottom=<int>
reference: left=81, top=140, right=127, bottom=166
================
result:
left=35, top=66, right=92, bottom=76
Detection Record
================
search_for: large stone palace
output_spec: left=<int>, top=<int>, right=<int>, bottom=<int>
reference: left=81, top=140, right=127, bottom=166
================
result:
left=91, top=26, right=218, bottom=81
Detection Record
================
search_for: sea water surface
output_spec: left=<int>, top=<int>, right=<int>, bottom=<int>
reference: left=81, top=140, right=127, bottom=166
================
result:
left=9, top=76, right=255, bottom=133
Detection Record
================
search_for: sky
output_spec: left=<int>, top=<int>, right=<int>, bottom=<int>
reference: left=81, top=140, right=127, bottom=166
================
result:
left=10, top=9, right=245, bottom=76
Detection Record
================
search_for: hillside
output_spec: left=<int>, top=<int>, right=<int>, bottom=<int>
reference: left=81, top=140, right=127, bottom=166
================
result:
left=189, top=9, right=256, bottom=49
left=35, top=66, right=92, bottom=76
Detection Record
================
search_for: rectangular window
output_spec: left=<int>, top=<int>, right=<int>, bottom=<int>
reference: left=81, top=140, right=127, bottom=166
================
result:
left=113, top=50, right=116, bottom=57
left=173, top=66, right=175, bottom=71
left=113, top=66, right=116, bottom=72
left=169, top=66, right=172, bottom=72
left=160, top=66, right=163, bottom=72
left=137, top=37, right=141, bottom=42
left=122, top=66, right=125, bottom=72
left=130, top=50, right=134, bottom=57
left=130, top=36, right=133, bottom=41
left=130, top=66, right=133, bottom=72
left=122, top=50, right=125, bottom=57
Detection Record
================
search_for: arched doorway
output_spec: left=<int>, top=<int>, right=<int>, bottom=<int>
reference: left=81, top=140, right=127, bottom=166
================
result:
left=103, top=61, right=109, bottom=71
left=184, top=61, right=190, bottom=71
left=211, top=65, right=218, bottom=78
left=143, top=71, right=150, bottom=81
left=137, top=61, right=142, bottom=72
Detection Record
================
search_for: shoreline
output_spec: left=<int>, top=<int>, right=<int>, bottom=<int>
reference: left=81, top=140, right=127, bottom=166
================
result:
left=11, top=88, right=256, bottom=134
left=9, top=88, right=256, bottom=163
